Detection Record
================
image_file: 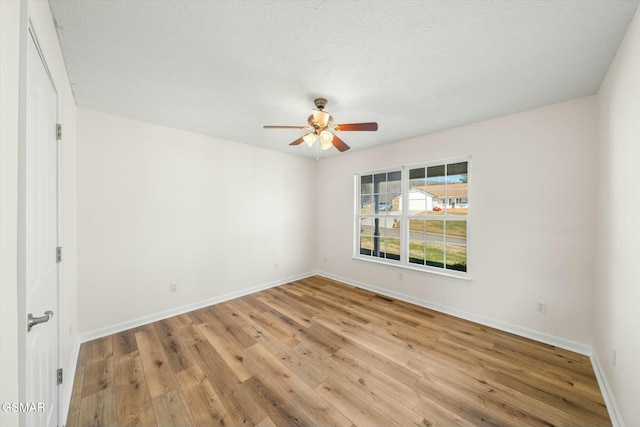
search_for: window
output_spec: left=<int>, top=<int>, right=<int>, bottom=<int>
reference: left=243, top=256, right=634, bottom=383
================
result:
left=355, top=159, right=469, bottom=277
left=358, top=170, right=402, bottom=260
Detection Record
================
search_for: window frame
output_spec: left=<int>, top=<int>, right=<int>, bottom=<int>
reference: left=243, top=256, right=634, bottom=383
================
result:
left=354, top=156, right=471, bottom=280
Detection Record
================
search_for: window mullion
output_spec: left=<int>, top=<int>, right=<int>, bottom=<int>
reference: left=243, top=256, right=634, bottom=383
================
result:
left=354, top=174, right=361, bottom=257
left=400, top=166, right=408, bottom=265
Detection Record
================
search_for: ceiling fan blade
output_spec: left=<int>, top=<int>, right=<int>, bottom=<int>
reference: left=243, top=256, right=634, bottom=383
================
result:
left=333, top=122, right=378, bottom=132
left=289, top=136, right=305, bottom=146
left=331, top=134, right=350, bottom=152
left=263, top=125, right=309, bottom=129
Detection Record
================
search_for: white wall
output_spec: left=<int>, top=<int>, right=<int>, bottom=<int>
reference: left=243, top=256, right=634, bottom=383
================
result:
left=317, top=96, right=598, bottom=347
left=76, top=108, right=317, bottom=334
left=0, top=1, right=78, bottom=426
left=596, top=8, right=640, bottom=426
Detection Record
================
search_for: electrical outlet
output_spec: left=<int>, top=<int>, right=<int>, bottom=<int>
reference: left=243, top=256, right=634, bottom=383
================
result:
left=274, top=262, right=278, bottom=269
left=323, top=257, right=328, bottom=263
left=399, top=272, right=404, bottom=280
left=170, top=283, right=177, bottom=293
left=536, top=301, right=547, bottom=313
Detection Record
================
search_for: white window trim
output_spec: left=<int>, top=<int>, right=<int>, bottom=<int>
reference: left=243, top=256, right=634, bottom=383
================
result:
left=353, top=156, right=471, bottom=280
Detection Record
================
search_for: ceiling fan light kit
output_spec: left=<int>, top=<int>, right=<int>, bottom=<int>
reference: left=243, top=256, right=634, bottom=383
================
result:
left=303, top=132, right=316, bottom=147
left=264, top=98, right=378, bottom=154
left=320, top=130, right=334, bottom=150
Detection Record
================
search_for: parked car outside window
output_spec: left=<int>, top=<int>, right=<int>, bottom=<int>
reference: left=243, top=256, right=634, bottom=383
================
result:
left=378, top=201, right=391, bottom=211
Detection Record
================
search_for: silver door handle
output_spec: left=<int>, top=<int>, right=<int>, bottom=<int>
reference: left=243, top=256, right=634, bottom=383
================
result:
left=27, top=310, right=53, bottom=332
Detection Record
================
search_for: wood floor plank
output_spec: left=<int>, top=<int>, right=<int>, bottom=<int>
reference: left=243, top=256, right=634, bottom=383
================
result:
left=231, top=306, right=329, bottom=388
left=331, top=348, right=474, bottom=427
left=67, top=275, right=612, bottom=427
left=77, top=387, right=117, bottom=427
left=243, top=373, right=318, bottom=427
left=331, top=349, right=431, bottom=417
left=134, top=328, right=179, bottom=398
left=341, top=292, right=423, bottom=330
left=163, top=312, right=195, bottom=331
left=208, top=302, right=258, bottom=349
left=319, top=351, right=425, bottom=426
left=152, top=318, right=195, bottom=373
left=263, top=286, right=319, bottom=319
left=413, top=376, right=509, bottom=427
left=494, top=370, right=611, bottom=426
left=151, top=389, right=196, bottom=427
left=81, top=337, right=114, bottom=398
left=434, top=331, right=607, bottom=413
left=187, top=306, right=211, bottom=325
left=257, top=330, right=329, bottom=389
left=407, top=355, right=560, bottom=427
left=84, top=335, right=114, bottom=364
left=245, top=343, right=353, bottom=427
left=114, top=351, right=157, bottom=427
left=65, top=342, right=88, bottom=427
left=492, top=336, right=596, bottom=378
left=314, top=313, right=414, bottom=365
left=175, top=364, right=231, bottom=427
left=315, top=377, right=396, bottom=427
left=573, top=371, right=605, bottom=397
left=287, top=280, right=373, bottom=325
left=230, top=297, right=301, bottom=347
left=113, top=325, right=149, bottom=359
left=407, top=342, right=601, bottom=426
left=311, top=327, right=419, bottom=389
left=253, top=295, right=314, bottom=329
left=273, top=283, right=326, bottom=312
left=197, top=322, right=255, bottom=382
left=294, top=321, right=347, bottom=356
left=254, top=416, right=278, bottom=427
left=181, top=324, right=267, bottom=426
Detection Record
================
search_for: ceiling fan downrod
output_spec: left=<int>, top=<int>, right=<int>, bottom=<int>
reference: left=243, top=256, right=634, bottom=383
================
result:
left=314, top=98, right=328, bottom=111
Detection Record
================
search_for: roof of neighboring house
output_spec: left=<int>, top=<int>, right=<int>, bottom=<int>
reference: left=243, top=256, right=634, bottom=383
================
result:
left=393, top=187, right=435, bottom=200
left=409, top=188, right=434, bottom=197
left=393, top=184, right=468, bottom=200
left=414, top=184, right=468, bottom=198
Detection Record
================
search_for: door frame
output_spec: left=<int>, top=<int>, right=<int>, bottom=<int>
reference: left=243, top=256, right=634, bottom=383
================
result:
left=17, top=7, right=62, bottom=426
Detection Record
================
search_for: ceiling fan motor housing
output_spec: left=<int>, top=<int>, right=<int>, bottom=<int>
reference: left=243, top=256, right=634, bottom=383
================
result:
left=308, top=109, right=333, bottom=131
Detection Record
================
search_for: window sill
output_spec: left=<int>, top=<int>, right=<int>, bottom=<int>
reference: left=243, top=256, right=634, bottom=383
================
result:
left=352, top=255, right=472, bottom=281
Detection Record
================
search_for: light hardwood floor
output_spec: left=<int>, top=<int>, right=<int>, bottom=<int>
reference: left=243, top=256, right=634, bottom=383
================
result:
left=67, top=275, right=611, bottom=426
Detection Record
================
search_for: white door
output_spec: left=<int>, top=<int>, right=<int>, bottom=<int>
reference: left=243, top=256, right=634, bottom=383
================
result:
left=25, top=28, right=59, bottom=427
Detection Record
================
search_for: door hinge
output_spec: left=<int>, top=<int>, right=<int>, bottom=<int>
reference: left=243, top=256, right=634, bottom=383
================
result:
left=56, top=246, right=62, bottom=263
left=56, top=123, right=62, bottom=141
left=57, top=368, right=63, bottom=385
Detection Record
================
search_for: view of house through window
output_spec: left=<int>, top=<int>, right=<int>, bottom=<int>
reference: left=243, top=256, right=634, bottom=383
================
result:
left=356, top=159, right=469, bottom=275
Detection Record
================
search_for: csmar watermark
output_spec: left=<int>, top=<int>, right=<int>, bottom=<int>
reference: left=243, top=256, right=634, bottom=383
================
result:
left=1, top=402, right=45, bottom=413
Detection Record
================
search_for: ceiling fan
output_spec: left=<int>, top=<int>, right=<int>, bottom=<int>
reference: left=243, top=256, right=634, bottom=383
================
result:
left=263, top=98, right=378, bottom=152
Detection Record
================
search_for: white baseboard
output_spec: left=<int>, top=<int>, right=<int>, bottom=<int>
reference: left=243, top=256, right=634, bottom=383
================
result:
left=78, top=271, right=316, bottom=343
left=317, top=271, right=592, bottom=356
left=590, top=350, right=625, bottom=427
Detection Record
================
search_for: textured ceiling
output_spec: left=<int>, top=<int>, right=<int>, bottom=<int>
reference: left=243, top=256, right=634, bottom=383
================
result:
left=49, top=0, right=639, bottom=159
